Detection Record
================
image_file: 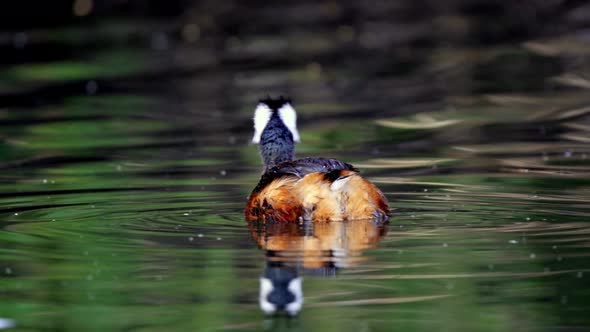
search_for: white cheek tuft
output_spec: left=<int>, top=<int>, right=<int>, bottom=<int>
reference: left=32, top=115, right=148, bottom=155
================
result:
left=286, top=277, right=303, bottom=316
left=259, top=277, right=276, bottom=315
left=278, top=103, right=300, bottom=142
left=252, top=104, right=272, bottom=143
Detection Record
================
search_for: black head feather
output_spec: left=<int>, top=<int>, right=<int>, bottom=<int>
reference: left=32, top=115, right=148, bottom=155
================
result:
left=259, top=96, right=292, bottom=110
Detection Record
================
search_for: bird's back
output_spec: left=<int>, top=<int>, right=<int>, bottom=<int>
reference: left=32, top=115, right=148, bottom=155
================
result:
left=245, top=158, right=389, bottom=222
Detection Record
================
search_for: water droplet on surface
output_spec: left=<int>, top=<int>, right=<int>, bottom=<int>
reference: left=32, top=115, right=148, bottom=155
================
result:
left=5, top=267, right=12, bottom=275
left=220, top=170, right=227, bottom=176
left=188, top=237, right=194, bottom=241
left=577, top=271, right=583, bottom=278
left=197, top=234, right=203, bottom=238
left=509, top=240, right=518, bottom=244
left=530, top=253, right=536, bottom=259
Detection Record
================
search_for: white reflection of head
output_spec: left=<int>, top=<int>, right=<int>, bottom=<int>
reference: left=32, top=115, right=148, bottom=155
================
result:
left=259, top=277, right=303, bottom=316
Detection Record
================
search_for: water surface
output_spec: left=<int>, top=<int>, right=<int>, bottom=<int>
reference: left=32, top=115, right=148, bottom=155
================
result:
left=1, top=2, right=590, bottom=331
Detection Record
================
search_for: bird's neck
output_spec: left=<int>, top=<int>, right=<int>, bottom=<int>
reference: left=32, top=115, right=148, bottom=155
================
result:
left=259, top=116, right=295, bottom=171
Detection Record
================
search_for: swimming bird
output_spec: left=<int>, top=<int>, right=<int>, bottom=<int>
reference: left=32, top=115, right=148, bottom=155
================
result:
left=245, top=97, right=390, bottom=222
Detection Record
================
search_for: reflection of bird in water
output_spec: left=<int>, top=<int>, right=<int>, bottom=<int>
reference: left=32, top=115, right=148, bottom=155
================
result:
left=259, top=264, right=302, bottom=316
left=250, top=220, right=387, bottom=269
left=251, top=219, right=387, bottom=316
left=245, top=97, right=390, bottom=222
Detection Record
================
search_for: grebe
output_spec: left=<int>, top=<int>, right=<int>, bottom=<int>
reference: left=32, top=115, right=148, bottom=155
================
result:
left=245, top=97, right=390, bottom=222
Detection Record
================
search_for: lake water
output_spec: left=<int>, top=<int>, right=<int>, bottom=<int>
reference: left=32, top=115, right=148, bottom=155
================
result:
left=1, top=2, right=590, bottom=331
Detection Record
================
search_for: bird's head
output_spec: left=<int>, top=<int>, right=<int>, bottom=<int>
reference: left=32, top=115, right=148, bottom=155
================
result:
left=252, top=96, right=300, bottom=144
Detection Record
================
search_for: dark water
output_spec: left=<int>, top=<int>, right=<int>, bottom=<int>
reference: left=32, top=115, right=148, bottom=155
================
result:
left=1, top=2, right=590, bottom=331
